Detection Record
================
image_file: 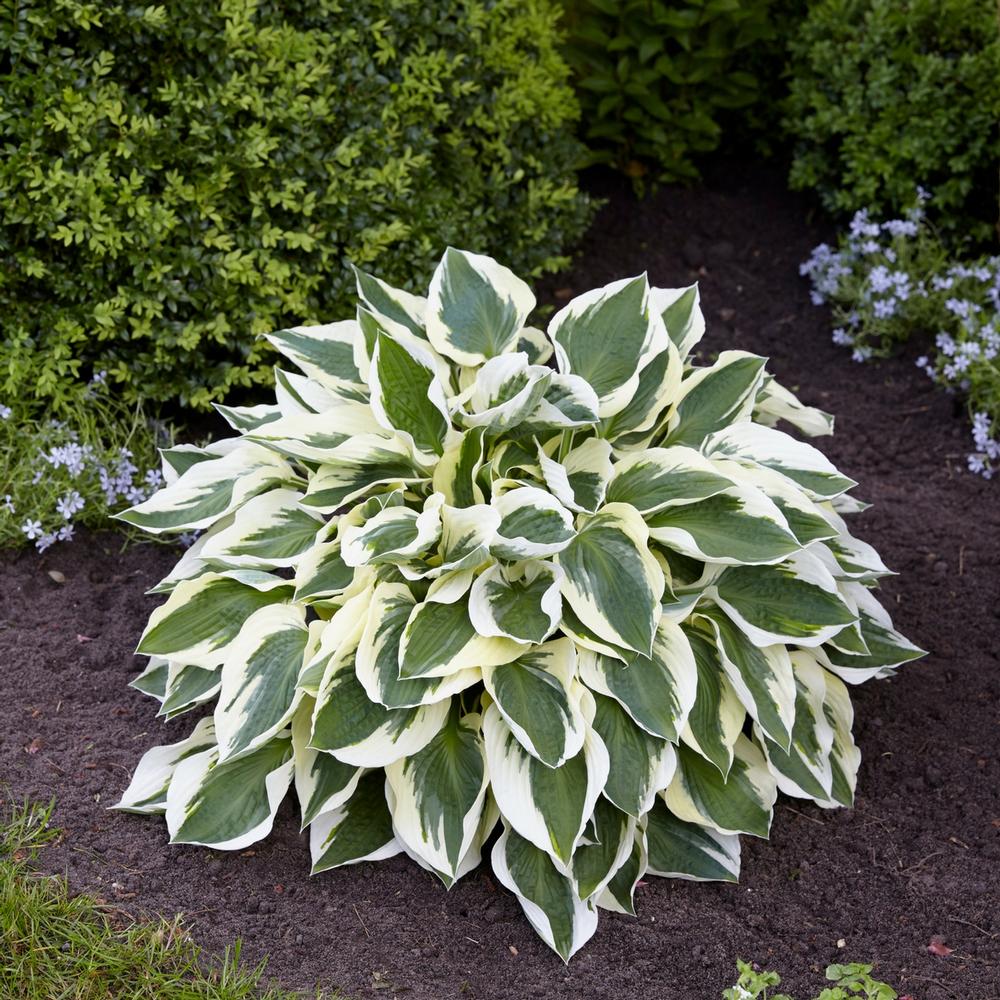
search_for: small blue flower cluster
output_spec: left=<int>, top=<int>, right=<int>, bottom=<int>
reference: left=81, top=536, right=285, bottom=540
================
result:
left=8, top=426, right=163, bottom=552
left=801, top=195, right=1000, bottom=479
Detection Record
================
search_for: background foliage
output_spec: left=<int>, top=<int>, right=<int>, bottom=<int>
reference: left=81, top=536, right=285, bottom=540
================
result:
left=0, top=0, right=591, bottom=411
left=561, top=0, right=784, bottom=185
left=784, top=0, right=1000, bottom=242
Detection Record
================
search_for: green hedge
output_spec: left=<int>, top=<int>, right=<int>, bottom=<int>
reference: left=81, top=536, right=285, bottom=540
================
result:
left=0, top=0, right=591, bottom=411
left=784, top=0, right=1000, bottom=242
left=562, top=0, right=781, bottom=185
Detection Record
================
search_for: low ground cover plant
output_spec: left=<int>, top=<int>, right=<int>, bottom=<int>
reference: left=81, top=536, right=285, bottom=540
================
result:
left=0, top=799, right=319, bottom=999
left=562, top=0, right=781, bottom=185
left=116, top=249, right=922, bottom=960
left=724, top=959, right=898, bottom=1000
left=801, top=197, right=1000, bottom=478
left=0, top=0, right=590, bottom=412
left=784, top=0, right=1000, bottom=242
left=0, top=377, right=168, bottom=551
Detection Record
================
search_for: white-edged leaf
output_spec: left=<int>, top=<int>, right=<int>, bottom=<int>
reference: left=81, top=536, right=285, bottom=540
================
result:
left=578, top=616, right=697, bottom=742
left=537, top=438, right=613, bottom=514
left=165, top=738, right=293, bottom=850
left=113, top=717, right=216, bottom=815
left=385, top=709, right=488, bottom=883
left=199, top=488, right=323, bottom=569
left=665, top=351, right=768, bottom=446
left=370, top=330, right=450, bottom=457
left=469, top=561, right=562, bottom=645
left=118, top=443, right=293, bottom=535
left=704, top=423, right=856, bottom=499
left=491, top=825, right=598, bottom=963
left=664, top=735, right=777, bottom=838
left=645, top=798, right=741, bottom=882
left=309, top=771, right=402, bottom=873
left=710, top=550, right=857, bottom=648
left=697, top=608, right=796, bottom=751
left=591, top=693, right=676, bottom=817
left=215, top=604, right=310, bottom=761
left=483, top=700, right=609, bottom=868
left=490, top=486, right=576, bottom=560
left=291, top=697, right=362, bottom=829
left=482, top=638, right=586, bottom=768
left=426, top=248, right=535, bottom=366
left=136, top=573, right=290, bottom=669
left=605, top=446, right=735, bottom=515
left=549, top=274, right=668, bottom=418
left=557, top=503, right=663, bottom=656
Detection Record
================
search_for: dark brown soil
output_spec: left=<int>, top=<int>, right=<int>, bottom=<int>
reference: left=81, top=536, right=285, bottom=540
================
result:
left=2, top=168, right=998, bottom=1000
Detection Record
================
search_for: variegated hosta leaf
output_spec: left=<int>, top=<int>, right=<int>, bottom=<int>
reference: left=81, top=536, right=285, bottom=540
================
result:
left=426, top=248, right=535, bottom=366
left=591, top=693, right=676, bottom=817
left=816, top=582, right=925, bottom=682
left=116, top=442, right=293, bottom=534
left=468, top=561, right=562, bottom=645
left=199, top=488, right=323, bottom=569
left=537, top=437, right=613, bottom=514
left=664, top=735, right=777, bottom=838
left=165, top=738, right=293, bottom=850
left=645, top=798, right=741, bottom=882
left=577, top=617, right=697, bottom=743
left=665, top=350, right=768, bottom=447
left=490, top=486, right=575, bottom=560
left=214, top=605, right=310, bottom=762
left=291, top=698, right=362, bottom=829
left=457, top=353, right=552, bottom=434
left=755, top=651, right=834, bottom=801
left=265, top=321, right=365, bottom=396
left=754, top=375, right=834, bottom=437
left=605, top=446, right=735, bottom=514
left=646, top=485, right=800, bottom=565
left=481, top=639, right=586, bottom=768
left=704, top=422, right=856, bottom=499
left=483, top=700, right=609, bottom=869
left=652, top=283, right=705, bottom=358
left=556, top=503, right=664, bottom=656
left=709, top=550, right=857, bottom=648
left=369, top=330, right=451, bottom=458
left=385, top=709, right=489, bottom=884
left=549, top=274, right=667, bottom=418
left=492, top=826, right=598, bottom=963
left=121, top=247, right=921, bottom=962
left=680, top=624, right=746, bottom=777
left=696, top=609, right=796, bottom=751
left=113, top=718, right=217, bottom=815
left=136, top=573, right=291, bottom=669
left=310, top=771, right=402, bottom=874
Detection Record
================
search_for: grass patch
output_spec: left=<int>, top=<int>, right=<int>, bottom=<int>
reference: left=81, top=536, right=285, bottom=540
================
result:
left=0, top=799, right=335, bottom=999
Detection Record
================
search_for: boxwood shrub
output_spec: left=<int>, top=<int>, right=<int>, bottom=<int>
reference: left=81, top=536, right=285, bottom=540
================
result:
left=784, top=0, right=1000, bottom=242
left=0, top=0, right=591, bottom=411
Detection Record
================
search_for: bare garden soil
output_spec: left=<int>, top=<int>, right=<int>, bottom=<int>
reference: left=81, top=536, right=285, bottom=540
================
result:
left=2, top=167, right=998, bottom=1000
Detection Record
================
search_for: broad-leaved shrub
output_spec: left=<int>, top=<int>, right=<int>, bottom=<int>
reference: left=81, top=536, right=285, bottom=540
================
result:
left=0, top=0, right=590, bottom=411
left=785, top=0, right=1000, bottom=242
left=562, top=0, right=781, bottom=185
left=116, top=249, right=922, bottom=959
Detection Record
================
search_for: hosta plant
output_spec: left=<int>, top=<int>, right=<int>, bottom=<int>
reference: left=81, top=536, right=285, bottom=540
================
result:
left=115, top=249, right=923, bottom=960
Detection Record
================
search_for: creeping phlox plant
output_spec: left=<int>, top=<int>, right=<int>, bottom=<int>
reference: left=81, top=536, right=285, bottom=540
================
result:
left=0, top=377, right=168, bottom=551
left=801, top=198, right=1000, bottom=478
left=115, top=249, right=923, bottom=960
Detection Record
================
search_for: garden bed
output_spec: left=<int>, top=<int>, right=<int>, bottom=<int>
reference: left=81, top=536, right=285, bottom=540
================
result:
left=2, top=166, right=998, bottom=1000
